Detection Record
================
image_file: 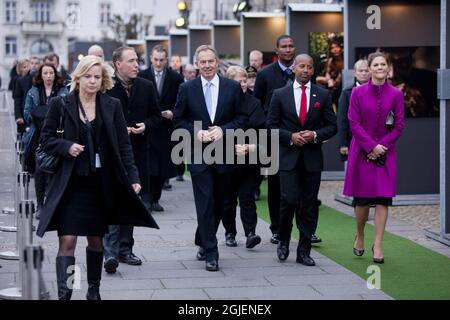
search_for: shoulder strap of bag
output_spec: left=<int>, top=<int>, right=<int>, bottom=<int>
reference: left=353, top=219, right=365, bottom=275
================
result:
left=57, top=96, right=66, bottom=138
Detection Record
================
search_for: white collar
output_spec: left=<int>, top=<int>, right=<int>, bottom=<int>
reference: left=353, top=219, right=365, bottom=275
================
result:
left=293, top=80, right=311, bottom=89
left=201, top=74, right=219, bottom=87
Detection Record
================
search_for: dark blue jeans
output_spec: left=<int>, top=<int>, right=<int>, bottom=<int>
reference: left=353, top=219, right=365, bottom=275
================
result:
left=103, top=225, right=134, bottom=259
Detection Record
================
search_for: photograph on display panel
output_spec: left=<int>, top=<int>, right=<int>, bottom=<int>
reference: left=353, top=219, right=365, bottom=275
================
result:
left=309, top=32, right=344, bottom=111
left=355, top=46, right=439, bottom=118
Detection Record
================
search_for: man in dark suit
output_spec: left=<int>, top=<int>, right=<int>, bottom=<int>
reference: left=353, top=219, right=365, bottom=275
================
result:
left=253, top=35, right=296, bottom=245
left=174, top=45, right=246, bottom=271
left=103, top=46, right=162, bottom=273
left=337, top=59, right=370, bottom=161
left=138, top=45, right=184, bottom=211
left=267, top=54, right=337, bottom=266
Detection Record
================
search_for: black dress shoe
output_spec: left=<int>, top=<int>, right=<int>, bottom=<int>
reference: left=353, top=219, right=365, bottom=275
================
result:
left=176, top=175, right=184, bottom=181
left=296, top=252, right=316, bottom=266
left=225, top=233, right=237, bottom=247
left=196, top=247, right=206, bottom=261
left=311, top=234, right=322, bottom=244
left=277, top=241, right=289, bottom=261
left=205, top=260, right=219, bottom=271
left=246, top=232, right=261, bottom=249
left=119, top=253, right=142, bottom=265
left=317, top=199, right=322, bottom=206
left=162, top=180, right=172, bottom=190
left=104, top=257, right=118, bottom=274
left=151, top=202, right=164, bottom=212
left=270, top=234, right=279, bottom=244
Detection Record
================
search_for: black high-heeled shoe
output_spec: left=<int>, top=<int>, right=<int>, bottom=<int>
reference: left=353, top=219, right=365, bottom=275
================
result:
left=372, top=245, right=384, bottom=264
left=353, top=236, right=364, bottom=257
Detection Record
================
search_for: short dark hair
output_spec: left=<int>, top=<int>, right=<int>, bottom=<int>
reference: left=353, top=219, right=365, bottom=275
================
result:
left=112, top=46, right=136, bottom=68
left=276, top=35, right=294, bottom=47
left=152, top=44, right=168, bottom=57
left=33, top=63, right=64, bottom=87
left=43, top=52, right=59, bottom=63
left=367, top=51, right=389, bottom=67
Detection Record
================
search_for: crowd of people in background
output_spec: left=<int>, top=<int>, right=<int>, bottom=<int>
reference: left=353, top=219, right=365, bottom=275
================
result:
left=5, top=34, right=404, bottom=300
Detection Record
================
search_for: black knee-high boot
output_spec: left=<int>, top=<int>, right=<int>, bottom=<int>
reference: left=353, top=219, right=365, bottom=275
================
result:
left=56, top=256, right=75, bottom=300
left=86, top=247, right=103, bottom=300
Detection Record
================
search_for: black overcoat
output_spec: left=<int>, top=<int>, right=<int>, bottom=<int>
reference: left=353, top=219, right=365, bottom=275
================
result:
left=36, top=92, right=159, bottom=237
left=138, top=67, right=184, bottom=178
left=107, top=77, right=162, bottom=178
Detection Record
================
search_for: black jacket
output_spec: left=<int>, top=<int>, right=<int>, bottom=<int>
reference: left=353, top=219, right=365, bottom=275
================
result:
left=138, top=67, right=184, bottom=178
left=254, top=62, right=294, bottom=113
left=13, top=72, right=34, bottom=121
left=107, top=77, right=162, bottom=177
left=337, top=84, right=355, bottom=161
left=36, top=92, right=158, bottom=237
left=173, top=76, right=247, bottom=174
left=266, top=82, right=337, bottom=172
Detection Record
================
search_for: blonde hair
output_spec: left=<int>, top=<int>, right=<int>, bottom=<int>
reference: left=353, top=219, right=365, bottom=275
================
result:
left=69, top=55, right=114, bottom=93
left=16, top=58, right=30, bottom=75
left=226, top=66, right=247, bottom=80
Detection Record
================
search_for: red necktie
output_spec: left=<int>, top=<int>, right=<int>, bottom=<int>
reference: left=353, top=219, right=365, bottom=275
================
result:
left=299, top=85, right=307, bottom=126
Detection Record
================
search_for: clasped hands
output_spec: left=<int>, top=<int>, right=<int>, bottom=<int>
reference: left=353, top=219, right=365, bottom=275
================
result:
left=367, top=144, right=388, bottom=161
left=291, top=130, right=315, bottom=147
left=197, top=126, right=223, bottom=143
left=127, top=122, right=146, bottom=135
left=235, top=144, right=256, bottom=156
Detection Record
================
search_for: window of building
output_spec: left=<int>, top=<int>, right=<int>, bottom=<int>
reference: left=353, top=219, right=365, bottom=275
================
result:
left=30, top=39, right=53, bottom=55
left=100, top=2, right=111, bottom=26
left=5, top=1, right=17, bottom=23
left=5, top=36, right=17, bottom=56
left=31, top=1, right=51, bottom=23
left=67, top=1, right=80, bottom=29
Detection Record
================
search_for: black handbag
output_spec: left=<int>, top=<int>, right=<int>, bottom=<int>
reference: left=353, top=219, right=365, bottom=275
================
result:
left=35, top=97, right=66, bottom=174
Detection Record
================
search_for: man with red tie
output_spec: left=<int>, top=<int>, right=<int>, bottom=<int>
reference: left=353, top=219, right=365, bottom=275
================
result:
left=266, top=54, right=337, bottom=266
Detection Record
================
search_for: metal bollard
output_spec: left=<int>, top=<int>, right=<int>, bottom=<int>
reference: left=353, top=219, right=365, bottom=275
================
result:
left=0, top=172, right=30, bottom=261
left=20, top=199, right=49, bottom=300
left=22, top=245, right=49, bottom=300
left=21, top=200, right=49, bottom=300
left=1, top=133, right=22, bottom=215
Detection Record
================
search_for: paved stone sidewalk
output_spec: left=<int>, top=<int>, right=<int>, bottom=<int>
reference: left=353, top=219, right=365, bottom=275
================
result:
left=0, top=93, right=390, bottom=300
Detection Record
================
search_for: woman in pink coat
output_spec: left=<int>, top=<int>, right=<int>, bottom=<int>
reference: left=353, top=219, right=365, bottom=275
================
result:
left=343, top=52, right=404, bottom=264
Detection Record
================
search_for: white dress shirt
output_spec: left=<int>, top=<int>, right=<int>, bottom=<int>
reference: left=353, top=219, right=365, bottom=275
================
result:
left=201, top=74, right=219, bottom=122
left=293, top=80, right=311, bottom=117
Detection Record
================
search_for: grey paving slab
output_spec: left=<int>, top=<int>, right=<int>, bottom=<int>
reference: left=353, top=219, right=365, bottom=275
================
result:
left=161, top=276, right=271, bottom=289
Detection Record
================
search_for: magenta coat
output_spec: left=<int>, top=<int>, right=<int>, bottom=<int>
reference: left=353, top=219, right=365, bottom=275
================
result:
left=343, top=80, right=405, bottom=198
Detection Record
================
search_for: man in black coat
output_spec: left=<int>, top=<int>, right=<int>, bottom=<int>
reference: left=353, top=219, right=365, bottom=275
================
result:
left=13, top=57, right=41, bottom=133
left=267, top=54, right=337, bottom=266
left=337, top=59, right=370, bottom=161
left=253, top=35, right=296, bottom=245
left=174, top=45, right=247, bottom=271
left=138, top=44, right=184, bottom=211
left=103, top=47, right=162, bottom=273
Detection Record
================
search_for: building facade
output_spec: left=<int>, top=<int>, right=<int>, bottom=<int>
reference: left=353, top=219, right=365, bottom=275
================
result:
left=0, top=0, right=327, bottom=87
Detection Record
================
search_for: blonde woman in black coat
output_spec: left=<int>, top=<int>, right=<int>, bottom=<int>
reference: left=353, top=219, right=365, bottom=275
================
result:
left=37, top=55, right=158, bottom=300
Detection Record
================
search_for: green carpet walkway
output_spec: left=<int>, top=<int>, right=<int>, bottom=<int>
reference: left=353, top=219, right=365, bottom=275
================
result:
left=256, top=181, right=450, bottom=300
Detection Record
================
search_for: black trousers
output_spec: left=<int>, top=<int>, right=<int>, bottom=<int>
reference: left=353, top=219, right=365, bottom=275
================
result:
left=267, top=172, right=280, bottom=235
left=192, top=166, right=232, bottom=262
left=176, top=163, right=185, bottom=176
left=222, top=165, right=260, bottom=237
left=149, top=175, right=164, bottom=203
left=278, top=156, right=321, bottom=255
